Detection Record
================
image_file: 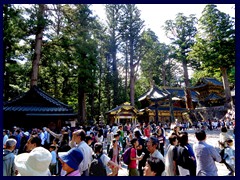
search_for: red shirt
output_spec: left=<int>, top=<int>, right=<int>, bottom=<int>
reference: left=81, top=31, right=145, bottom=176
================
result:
left=128, top=148, right=137, bottom=168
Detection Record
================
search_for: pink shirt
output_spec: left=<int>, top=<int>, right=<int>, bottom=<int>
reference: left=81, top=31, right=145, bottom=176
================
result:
left=128, top=148, right=137, bottom=169
left=66, top=170, right=80, bottom=176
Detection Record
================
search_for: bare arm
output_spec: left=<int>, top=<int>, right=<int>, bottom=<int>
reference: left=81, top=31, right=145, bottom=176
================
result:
left=107, top=160, right=120, bottom=176
left=46, top=128, right=62, bottom=139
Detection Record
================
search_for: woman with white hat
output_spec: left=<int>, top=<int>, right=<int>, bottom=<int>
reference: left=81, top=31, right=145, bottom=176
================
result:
left=14, top=147, right=52, bottom=176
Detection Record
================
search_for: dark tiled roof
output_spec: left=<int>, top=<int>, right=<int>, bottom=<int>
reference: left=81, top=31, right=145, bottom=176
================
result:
left=204, top=93, right=224, bottom=101
left=192, top=77, right=223, bottom=89
left=148, top=105, right=187, bottom=112
left=203, top=77, right=223, bottom=86
left=164, top=87, right=199, bottom=102
left=138, top=85, right=168, bottom=101
left=4, top=86, right=74, bottom=113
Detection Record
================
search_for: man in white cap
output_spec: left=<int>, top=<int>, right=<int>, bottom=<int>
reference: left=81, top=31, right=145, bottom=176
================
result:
left=14, top=147, right=52, bottom=176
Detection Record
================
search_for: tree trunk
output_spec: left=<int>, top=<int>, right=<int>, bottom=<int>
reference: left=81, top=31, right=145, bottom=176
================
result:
left=112, top=42, right=119, bottom=107
left=98, top=59, right=103, bottom=118
left=220, top=67, right=233, bottom=109
left=125, top=42, right=128, bottom=102
left=162, top=64, right=166, bottom=86
left=78, top=78, right=86, bottom=125
left=182, top=58, right=193, bottom=109
left=30, top=4, right=46, bottom=88
left=129, top=39, right=135, bottom=106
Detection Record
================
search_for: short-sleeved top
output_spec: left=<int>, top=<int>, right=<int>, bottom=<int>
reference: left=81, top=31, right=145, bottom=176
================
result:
left=150, top=149, right=164, bottom=162
left=100, top=153, right=111, bottom=168
left=51, top=151, right=57, bottom=164
left=128, top=148, right=137, bottom=169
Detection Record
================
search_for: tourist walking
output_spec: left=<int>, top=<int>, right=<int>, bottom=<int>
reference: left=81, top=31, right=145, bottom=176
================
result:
left=165, top=134, right=178, bottom=176
left=224, top=139, right=235, bottom=176
left=90, top=142, right=119, bottom=176
left=176, top=133, right=196, bottom=176
left=218, top=126, right=233, bottom=150
left=128, top=138, right=143, bottom=176
left=193, top=130, right=221, bottom=176
left=49, top=144, right=57, bottom=175
left=134, top=130, right=148, bottom=176
left=3, top=138, right=17, bottom=176
left=69, top=129, right=92, bottom=176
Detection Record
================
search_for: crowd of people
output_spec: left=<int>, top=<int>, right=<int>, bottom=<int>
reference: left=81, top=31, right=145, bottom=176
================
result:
left=3, top=112, right=235, bottom=176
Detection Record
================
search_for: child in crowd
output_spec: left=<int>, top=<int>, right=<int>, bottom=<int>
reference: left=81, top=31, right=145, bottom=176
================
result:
left=49, top=144, right=57, bottom=175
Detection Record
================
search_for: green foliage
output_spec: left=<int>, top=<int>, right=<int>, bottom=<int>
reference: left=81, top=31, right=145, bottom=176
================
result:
left=140, top=29, right=175, bottom=86
left=4, top=4, right=235, bottom=121
left=164, top=13, right=198, bottom=63
left=189, top=4, right=235, bottom=69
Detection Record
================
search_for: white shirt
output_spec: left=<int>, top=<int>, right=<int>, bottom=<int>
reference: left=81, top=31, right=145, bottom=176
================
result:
left=39, top=132, right=45, bottom=145
left=111, top=126, right=118, bottom=134
left=44, top=131, right=50, bottom=144
left=150, top=149, right=165, bottom=162
left=100, top=154, right=111, bottom=168
left=3, top=134, right=8, bottom=147
left=150, top=149, right=165, bottom=176
left=96, top=135, right=103, bottom=143
left=77, top=141, right=93, bottom=175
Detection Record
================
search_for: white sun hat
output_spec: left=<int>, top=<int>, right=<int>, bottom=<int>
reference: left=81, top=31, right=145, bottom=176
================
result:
left=14, top=147, right=52, bottom=176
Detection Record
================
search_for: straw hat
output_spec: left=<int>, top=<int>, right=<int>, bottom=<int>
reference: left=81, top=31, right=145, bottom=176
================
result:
left=14, top=147, right=51, bottom=176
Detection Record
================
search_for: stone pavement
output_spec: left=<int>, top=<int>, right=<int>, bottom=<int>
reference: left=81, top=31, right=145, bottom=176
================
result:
left=105, top=128, right=235, bottom=176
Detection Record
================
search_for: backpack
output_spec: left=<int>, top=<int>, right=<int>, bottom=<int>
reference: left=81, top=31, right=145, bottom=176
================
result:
left=89, top=153, right=107, bottom=176
left=122, top=147, right=132, bottom=165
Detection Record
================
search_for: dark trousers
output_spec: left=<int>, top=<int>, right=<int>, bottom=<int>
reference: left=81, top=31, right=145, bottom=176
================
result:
left=49, top=163, right=56, bottom=175
left=159, top=143, right=164, bottom=156
left=138, top=160, right=145, bottom=176
left=81, top=169, right=89, bottom=176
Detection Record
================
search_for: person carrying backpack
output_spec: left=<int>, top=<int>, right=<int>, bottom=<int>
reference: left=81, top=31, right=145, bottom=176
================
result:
left=128, top=138, right=144, bottom=176
left=89, top=142, right=120, bottom=176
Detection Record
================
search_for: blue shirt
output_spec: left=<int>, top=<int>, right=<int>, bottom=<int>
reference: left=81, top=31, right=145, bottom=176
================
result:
left=193, top=141, right=221, bottom=176
left=51, top=151, right=57, bottom=164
